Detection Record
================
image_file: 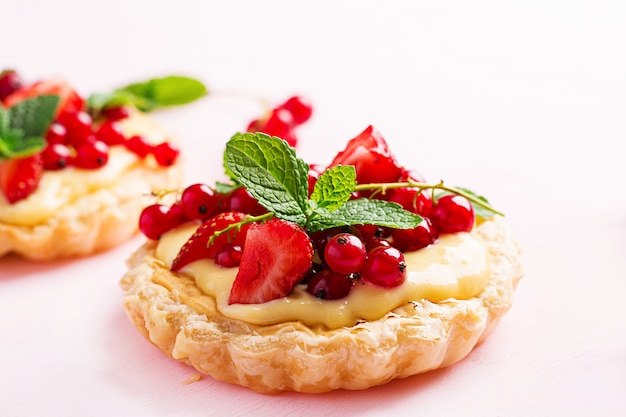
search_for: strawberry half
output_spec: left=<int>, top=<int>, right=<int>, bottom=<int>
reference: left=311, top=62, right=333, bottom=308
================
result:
left=228, top=218, right=313, bottom=305
left=0, top=154, right=44, bottom=204
left=328, top=125, right=402, bottom=185
left=2, top=77, right=84, bottom=118
left=171, top=211, right=249, bottom=271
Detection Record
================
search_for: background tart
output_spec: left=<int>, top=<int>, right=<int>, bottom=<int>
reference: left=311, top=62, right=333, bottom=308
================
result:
left=120, top=215, right=523, bottom=394
left=0, top=111, right=183, bottom=260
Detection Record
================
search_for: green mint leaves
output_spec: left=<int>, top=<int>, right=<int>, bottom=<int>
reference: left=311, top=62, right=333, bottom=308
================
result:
left=224, top=132, right=310, bottom=224
left=0, top=95, right=60, bottom=160
left=87, top=75, right=207, bottom=113
left=223, top=132, right=424, bottom=232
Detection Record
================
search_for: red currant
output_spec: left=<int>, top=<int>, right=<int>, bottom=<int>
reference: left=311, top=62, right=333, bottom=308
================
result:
left=125, top=135, right=153, bottom=158
left=101, top=106, right=130, bottom=121
left=95, top=120, right=126, bottom=145
left=361, top=246, right=407, bottom=288
left=388, top=188, right=433, bottom=217
left=364, top=236, right=391, bottom=252
left=73, top=140, right=109, bottom=169
left=181, top=183, right=220, bottom=221
left=45, top=123, right=68, bottom=145
left=281, top=95, right=313, bottom=125
left=323, top=233, right=367, bottom=275
left=306, top=269, right=354, bottom=300
left=225, top=187, right=266, bottom=215
left=58, top=111, right=93, bottom=147
left=152, top=142, right=179, bottom=166
left=41, top=143, right=71, bottom=170
left=391, top=217, right=438, bottom=252
left=165, top=201, right=189, bottom=225
left=215, top=244, right=243, bottom=268
left=0, top=70, right=25, bottom=101
left=139, top=204, right=177, bottom=239
left=430, top=194, right=475, bottom=234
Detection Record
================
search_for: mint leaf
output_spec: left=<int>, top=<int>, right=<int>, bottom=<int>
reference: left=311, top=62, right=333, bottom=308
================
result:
left=224, top=132, right=310, bottom=224
left=87, top=75, right=207, bottom=112
left=306, top=199, right=422, bottom=233
left=310, top=165, right=355, bottom=211
left=0, top=95, right=57, bottom=160
left=8, top=95, right=59, bottom=137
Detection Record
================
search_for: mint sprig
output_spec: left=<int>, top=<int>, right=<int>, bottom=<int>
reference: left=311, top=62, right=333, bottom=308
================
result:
left=223, top=132, right=424, bottom=232
left=87, top=75, right=208, bottom=113
left=0, top=95, right=60, bottom=160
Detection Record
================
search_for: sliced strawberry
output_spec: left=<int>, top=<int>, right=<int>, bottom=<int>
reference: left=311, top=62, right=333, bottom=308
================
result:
left=0, top=154, right=44, bottom=204
left=171, top=211, right=249, bottom=271
left=328, top=125, right=403, bottom=185
left=228, top=218, right=313, bottom=305
left=2, top=77, right=84, bottom=118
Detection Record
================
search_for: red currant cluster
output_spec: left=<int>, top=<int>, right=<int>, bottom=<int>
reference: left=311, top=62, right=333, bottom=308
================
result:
left=139, top=183, right=265, bottom=266
left=43, top=107, right=180, bottom=171
left=0, top=70, right=23, bottom=100
left=246, top=96, right=313, bottom=147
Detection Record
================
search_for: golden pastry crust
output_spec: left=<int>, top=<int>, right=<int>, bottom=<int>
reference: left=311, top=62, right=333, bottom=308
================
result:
left=0, top=113, right=183, bottom=261
left=120, top=216, right=523, bottom=394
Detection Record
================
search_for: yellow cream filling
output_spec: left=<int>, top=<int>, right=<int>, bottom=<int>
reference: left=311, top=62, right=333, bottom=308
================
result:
left=0, top=112, right=169, bottom=226
left=156, top=222, right=491, bottom=329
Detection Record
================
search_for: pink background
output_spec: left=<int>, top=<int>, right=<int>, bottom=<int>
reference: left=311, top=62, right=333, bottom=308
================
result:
left=2, top=1, right=625, bottom=416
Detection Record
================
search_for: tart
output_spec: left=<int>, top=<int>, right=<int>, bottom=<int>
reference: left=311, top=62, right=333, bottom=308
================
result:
left=120, top=120, right=523, bottom=394
left=0, top=70, right=206, bottom=260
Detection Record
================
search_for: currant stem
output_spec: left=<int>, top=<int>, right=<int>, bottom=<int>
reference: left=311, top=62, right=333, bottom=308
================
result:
left=207, top=212, right=274, bottom=247
left=354, top=180, right=505, bottom=217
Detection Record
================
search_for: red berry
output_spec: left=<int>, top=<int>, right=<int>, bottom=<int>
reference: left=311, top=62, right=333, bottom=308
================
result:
left=0, top=154, right=44, bottom=204
left=0, top=70, right=25, bottom=101
left=361, top=246, right=407, bottom=288
left=364, top=236, right=391, bottom=252
left=430, top=194, right=475, bottom=234
left=95, top=120, right=125, bottom=145
left=101, top=106, right=130, bottom=121
left=225, top=187, right=266, bottom=215
left=323, top=233, right=367, bottom=275
left=125, top=135, right=153, bottom=158
left=139, top=204, right=178, bottom=240
left=228, top=218, right=313, bottom=304
left=73, top=140, right=109, bottom=169
left=307, top=269, right=354, bottom=300
left=165, top=201, right=189, bottom=225
left=391, top=218, right=438, bottom=252
left=152, top=142, right=179, bottom=166
left=215, top=244, right=243, bottom=268
left=180, top=183, right=220, bottom=221
left=388, top=188, right=433, bottom=217
left=45, top=123, right=68, bottom=145
left=41, top=143, right=71, bottom=170
left=281, top=95, right=313, bottom=125
left=328, top=125, right=402, bottom=187
left=2, top=77, right=84, bottom=118
left=246, top=118, right=262, bottom=133
left=59, top=111, right=93, bottom=147
left=171, top=211, right=249, bottom=271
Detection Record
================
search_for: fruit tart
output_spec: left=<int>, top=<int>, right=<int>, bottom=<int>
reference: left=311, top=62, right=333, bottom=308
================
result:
left=0, top=70, right=207, bottom=260
left=120, top=123, right=523, bottom=394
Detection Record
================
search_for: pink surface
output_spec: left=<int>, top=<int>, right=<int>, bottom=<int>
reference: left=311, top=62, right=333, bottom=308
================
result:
left=2, top=2, right=625, bottom=416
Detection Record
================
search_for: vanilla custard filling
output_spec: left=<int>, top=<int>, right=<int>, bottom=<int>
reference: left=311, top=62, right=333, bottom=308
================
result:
left=0, top=112, right=169, bottom=226
left=156, top=222, right=491, bottom=329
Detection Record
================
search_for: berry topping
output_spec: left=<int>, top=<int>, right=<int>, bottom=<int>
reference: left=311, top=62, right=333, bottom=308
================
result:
left=245, top=95, right=313, bottom=148
left=228, top=218, right=313, bottom=304
left=0, top=154, right=44, bottom=204
left=225, top=187, right=267, bottom=216
left=430, top=194, right=475, bottom=234
left=180, top=183, right=220, bottom=221
left=101, top=106, right=130, bottom=121
left=73, top=140, right=109, bottom=169
left=391, top=217, right=438, bottom=252
left=41, top=143, right=71, bottom=170
left=281, top=95, right=313, bottom=125
left=2, top=77, right=84, bottom=117
left=360, top=246, right=407, bottom=288
left=323, top=233, right=367, bottom=275
left=0, top=70, right=25, bottom=101
left=139, top=204, right=179, bottom=240
left=171, top=211, right=249, bottom=271
left=307, top=269, right=355, bottom=300
left=152, top=142, right=180, bottom=167
left=328, top=125, right=403, bottom=186
left=125, top=135, right=153, bottom=158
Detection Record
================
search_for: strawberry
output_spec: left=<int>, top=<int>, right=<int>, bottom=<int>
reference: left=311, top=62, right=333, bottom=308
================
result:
left=171, top=211, right=249, bottom=271
left=328, top=125, right=403, bottom=185
left=2, top=77, right=84, bottom=118
left=228, top=218, right=313, bottom=305
left=0, top=154, right=44, bottom=204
